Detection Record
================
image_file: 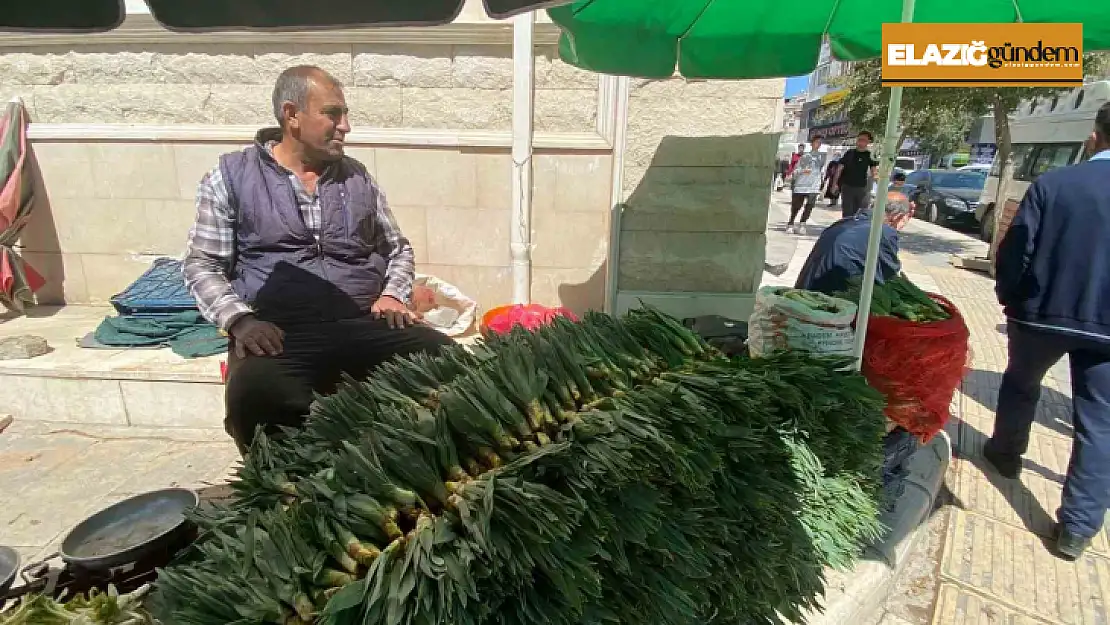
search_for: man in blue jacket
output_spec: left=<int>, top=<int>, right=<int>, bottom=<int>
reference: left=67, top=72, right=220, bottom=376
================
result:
left=986, top=101, right=1110, bottom=561
left=794, top=188, right=912, bottom=294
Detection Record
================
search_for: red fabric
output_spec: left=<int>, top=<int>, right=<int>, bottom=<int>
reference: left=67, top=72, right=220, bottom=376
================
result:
left=0, top=248, right=44, bottom=298
left=787, top=152, right=802, bottom=175
left=480, top=304, right=578, bottom=336
left=860, top=294, right=970, bottom=441
left=220, top=360, right=228, bottom=383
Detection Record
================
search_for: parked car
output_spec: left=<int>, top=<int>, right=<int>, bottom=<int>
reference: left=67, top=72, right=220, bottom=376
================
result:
left=869, top=165, right=912, bottom=201
left=903, top=169, right=989, bottom=229
left=958, top=164, right=992, bottom=175
left=894, top=156, right=918, bottom=173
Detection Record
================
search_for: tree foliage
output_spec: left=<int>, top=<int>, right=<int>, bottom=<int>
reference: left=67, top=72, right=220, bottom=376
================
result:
left=835, top=60, right=975, bottom=158
left=835, top=53, right=1110, bottom=161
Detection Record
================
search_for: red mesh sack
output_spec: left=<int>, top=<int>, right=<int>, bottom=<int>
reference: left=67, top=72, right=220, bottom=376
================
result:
left=480, top=304, right=579, bottom=336
left=860, top=294, right=970, bottom=441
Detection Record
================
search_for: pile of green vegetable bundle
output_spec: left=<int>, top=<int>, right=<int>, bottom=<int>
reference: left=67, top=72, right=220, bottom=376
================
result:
left=834, top=275, right=949, bottom=322
left=1, top=584, right=155, bottom=624
left=149, top=308, right=888, bottom=625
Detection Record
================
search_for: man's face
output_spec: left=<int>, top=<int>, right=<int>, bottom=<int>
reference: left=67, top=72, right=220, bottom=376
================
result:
left=856, top=134, right=871, bottom=151
left=811, top=140, right=822, bottom=153
left=287, top=77, right=351, bottom=162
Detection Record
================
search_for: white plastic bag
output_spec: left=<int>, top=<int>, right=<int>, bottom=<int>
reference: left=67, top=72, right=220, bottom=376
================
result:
left=411, top=274, right=478, bottom=337
left=747, top=286, right=858, bottom=357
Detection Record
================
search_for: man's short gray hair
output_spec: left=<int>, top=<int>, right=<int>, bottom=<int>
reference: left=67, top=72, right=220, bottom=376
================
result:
left=272, top=65, right=341, bottom=126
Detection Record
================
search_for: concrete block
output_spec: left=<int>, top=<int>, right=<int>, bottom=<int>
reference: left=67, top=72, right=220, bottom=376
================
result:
left=617, top=230, right=765, bottom=293
left=451, top=44, right=513, bottom=89
left=0, top=51, right=76, bottom=86
left=799, top=560, right=892, bottom=625
left=0, top=374, right=128, bottom=425
left=32, top=84, right=211, bottom=124
left=867, top=431, right=952, bottom=568
left=353, top=44, right=452, bottom=88
left=534, top=87, right=597, bottom=133
left=401, top=87, right=511, bottom=130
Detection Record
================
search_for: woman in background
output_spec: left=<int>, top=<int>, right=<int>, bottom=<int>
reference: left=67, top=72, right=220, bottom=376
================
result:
left=823, top=153, right=842, bottom=207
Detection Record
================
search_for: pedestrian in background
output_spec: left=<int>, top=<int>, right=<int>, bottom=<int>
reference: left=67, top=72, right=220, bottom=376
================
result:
left=786, top=136, right=825, bottom=235
left=774, top=157, right=788, bottom=191
left=823, top=152, right=842, bottom=207
left=986, top=101, right=1110, bottom=561
left=830, top=131, right=879, bottom=218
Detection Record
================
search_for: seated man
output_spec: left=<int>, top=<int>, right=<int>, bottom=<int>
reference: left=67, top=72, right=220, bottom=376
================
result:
left=183, top=65, right=453, bottom=453
left=794, top=189, right=912, bottom=295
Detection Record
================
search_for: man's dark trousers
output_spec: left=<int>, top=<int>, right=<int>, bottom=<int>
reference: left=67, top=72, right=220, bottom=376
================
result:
left=224, top=317, right=454, bottom=453
left=991, top=320, right=1110, bottom=539
left=840, top=184, right=870, bottom=218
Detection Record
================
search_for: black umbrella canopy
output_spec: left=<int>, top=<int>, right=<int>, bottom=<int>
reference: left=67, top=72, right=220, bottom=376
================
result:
left=0, top=0, right=570, bottom=32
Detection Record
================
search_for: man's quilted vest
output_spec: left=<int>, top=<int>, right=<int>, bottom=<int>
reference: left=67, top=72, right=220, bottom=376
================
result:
left=219, top=137, right=386, bottom=325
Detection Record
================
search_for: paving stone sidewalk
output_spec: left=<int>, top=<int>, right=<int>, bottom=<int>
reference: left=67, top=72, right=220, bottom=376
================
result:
left=764, top=192, right=1102, bottom=625
left=0, top=420, right=239, bottom=567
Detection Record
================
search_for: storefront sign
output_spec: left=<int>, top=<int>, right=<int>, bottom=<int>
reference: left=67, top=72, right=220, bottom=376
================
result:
left=807, top=103, right=847, bottom=129
left=809, top=120, right=851, bottom=141
left=882, top=23, right=1084, bottom=87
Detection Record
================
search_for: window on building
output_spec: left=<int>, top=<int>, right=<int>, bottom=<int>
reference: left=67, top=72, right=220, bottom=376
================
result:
left=815, top=66, right=830, bottom=87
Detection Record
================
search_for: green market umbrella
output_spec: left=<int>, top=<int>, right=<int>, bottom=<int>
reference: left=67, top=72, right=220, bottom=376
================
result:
left=549, top=1, right=1110, bottom=79
left=549, top=0, right=1110, bottom=367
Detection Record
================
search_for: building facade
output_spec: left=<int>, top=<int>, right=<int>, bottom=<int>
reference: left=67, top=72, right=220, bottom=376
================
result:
left=798, top=39, right=854, bottom=149
left=5, top=0, right=784, bottom=322
left=781, top=94, right=807, bottom=145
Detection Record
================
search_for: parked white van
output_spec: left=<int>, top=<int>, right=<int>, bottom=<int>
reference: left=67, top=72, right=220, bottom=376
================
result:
left=976, top=80, right=1110, bottom=242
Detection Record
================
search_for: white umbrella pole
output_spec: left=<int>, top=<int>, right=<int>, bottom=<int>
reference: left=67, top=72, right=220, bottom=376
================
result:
left=851, top=0, right=916, bottom=369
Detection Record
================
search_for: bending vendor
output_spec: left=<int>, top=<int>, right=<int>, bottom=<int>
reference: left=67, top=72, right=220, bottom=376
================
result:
left=794, top=189, right=912, bottom=294
left=183, top=65, right=454, bottom=453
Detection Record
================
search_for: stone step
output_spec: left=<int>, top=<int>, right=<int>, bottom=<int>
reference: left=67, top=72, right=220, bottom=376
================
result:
left=0, top=305, right=224, bottom=428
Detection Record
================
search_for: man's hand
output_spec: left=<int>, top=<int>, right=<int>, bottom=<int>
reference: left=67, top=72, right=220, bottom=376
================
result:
left=372, top=295, right=420, bottom=329
left=229, top=315, right=285, bottom=358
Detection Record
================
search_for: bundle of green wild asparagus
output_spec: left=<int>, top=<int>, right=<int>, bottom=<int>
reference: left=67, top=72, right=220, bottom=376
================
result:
left=149, top=308, right=887, bottom=625
left=833, top=275, right=950, bottom=323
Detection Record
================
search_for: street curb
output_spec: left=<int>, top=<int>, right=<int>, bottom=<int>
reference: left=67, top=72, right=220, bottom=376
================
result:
left=801, top=430, right=952, bottom=625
